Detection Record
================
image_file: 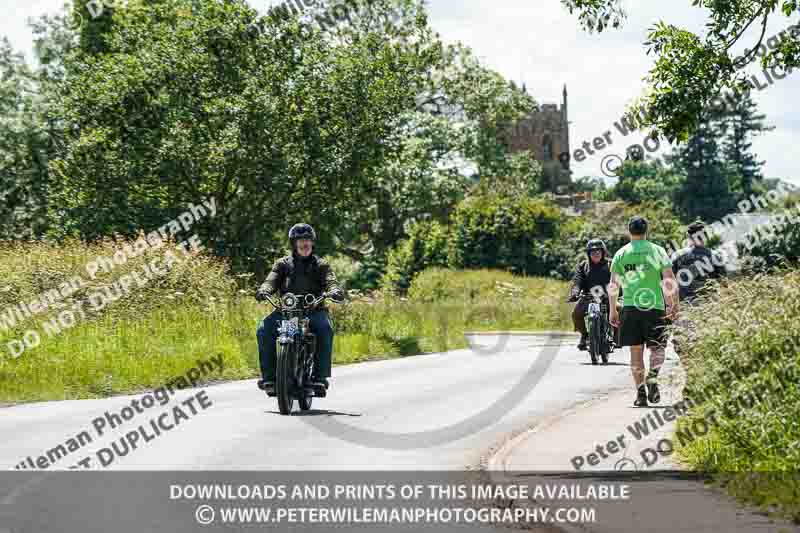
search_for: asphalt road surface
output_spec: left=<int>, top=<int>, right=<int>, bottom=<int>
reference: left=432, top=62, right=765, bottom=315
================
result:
left=1, top=333, right=636, bottom=471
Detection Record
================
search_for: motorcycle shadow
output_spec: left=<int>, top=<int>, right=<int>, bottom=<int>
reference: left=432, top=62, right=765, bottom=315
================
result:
left=266, top=409, right=362, bottom=417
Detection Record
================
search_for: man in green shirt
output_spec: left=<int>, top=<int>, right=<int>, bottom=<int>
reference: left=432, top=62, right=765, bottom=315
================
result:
left=609, top=217, right=679, bottom=407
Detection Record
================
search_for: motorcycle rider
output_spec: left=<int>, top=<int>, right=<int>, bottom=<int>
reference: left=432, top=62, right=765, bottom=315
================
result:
left=255, top=223, right=344, bottom=393
left=568, top=239, right=612, bottom=351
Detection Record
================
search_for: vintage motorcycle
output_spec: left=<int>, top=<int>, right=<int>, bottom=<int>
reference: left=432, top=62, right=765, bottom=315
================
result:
left=260, top=292, right=330, bottom=415
left=585, top=295, right=617, bottom=365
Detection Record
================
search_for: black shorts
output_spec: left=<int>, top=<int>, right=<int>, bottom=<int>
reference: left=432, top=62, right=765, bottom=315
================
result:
left=619, top=307, right=669, bottom=348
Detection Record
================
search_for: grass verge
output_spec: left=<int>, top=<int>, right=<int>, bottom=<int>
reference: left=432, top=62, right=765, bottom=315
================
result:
left=673, top=269, right=800, bottom=523
left=0, top=241, right=572, bottom=402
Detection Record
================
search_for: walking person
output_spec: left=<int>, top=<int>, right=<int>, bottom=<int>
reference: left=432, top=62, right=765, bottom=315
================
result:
left=609, top=217, right=679, bottom=407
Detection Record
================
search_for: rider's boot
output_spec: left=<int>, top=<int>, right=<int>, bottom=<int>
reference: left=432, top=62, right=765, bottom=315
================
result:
left=258, top=379, right=275, bottom=394
left=634, top=385, right=648, bottom=407
left=577, top=333, right=587, bottom=351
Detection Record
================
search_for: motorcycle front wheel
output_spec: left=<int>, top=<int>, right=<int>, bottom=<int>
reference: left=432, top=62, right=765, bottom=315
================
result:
left=600, top=321, right=610, bottom=365
left=276, top=343, right=295, bottom=415
left=299, top=393, right=313, bottom=411
left=591, top=316, right=608, bottom=365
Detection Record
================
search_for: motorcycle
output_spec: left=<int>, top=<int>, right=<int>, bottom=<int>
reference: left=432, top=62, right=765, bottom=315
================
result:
left=584, top=295, right=616, bottom=365
left=260, top=292, right=330, bottom=415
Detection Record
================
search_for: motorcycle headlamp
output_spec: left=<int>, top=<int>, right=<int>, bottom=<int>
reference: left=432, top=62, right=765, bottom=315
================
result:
left=282, top=293, right=297, bottom=309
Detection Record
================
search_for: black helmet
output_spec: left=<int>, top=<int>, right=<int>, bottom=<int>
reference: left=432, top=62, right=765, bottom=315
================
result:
left=288, top=223, right=316, bottom=243
left=687, top=220, right=705, bottom=236
left=628, top=216, right=648, bottom=235
left=586, top=238, right=607, bottom=258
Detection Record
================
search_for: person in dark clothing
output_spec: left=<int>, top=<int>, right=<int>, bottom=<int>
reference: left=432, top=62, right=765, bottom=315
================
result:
left=568, top=239, right=612, bottom=350
left=671, top=220, right=727, bottom=304
left=255, top=223, right=344, bottom=393
left=670, top=221, right=726, bottom=356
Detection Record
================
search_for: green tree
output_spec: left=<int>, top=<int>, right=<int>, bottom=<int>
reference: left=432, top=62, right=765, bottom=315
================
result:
left=0, top=38, right=52, bottom=240
left=715, top=91, right=773, bottom=197
left=613, top=159, right=685, bottom=205
left=670, top=112, right=737, bottom=221
left=332, top=36, right=538, bottom=261
left=49, top=0, right=441, bottom=273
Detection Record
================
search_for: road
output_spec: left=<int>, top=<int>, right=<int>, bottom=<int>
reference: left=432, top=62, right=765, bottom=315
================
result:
left=5, top=335, right=791, bottom=533
left=0, top=333, right=634, bottom=471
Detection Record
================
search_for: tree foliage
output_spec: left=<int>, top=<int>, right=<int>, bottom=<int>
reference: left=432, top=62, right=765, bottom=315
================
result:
left=448, top=192, right=561, bottom=274
left=562, top=0, right=800, bottom=142
left=670, top=111, right=739, bottom=221
left=715, top=90, right=773, bottom=196
left=613, top=159, right=686, bottom=205
left=0, top=0, right=542, bottom=277
left=0, top=38, right=53, bottom=240
left=49, top=0, right=443, bottom=272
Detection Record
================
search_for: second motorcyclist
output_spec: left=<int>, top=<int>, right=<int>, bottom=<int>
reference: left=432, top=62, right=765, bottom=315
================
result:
left=568, top=239, right=612, bottom=351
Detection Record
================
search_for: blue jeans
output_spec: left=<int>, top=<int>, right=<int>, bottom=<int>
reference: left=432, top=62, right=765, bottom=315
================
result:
left=256, top=309, right=334, bottom=381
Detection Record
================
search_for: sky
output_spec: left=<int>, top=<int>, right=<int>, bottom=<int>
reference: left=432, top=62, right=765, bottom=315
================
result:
left=3, top=0, right=799, bottom=184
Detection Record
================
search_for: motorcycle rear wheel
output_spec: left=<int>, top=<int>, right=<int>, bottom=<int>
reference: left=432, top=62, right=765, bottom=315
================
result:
left=276, top=344, right=295, bottom=415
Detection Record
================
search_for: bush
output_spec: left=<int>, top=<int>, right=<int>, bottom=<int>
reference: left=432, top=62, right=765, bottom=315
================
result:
left=347, top=252, right=388, bottom=291
left=323, top=253, right=363, bottom=291
left=737, top=209, right=800, bottom=273
left=525, top=201, right=687, bottom=280
left=613, top=160, right=685, bottom=205
left=382, top=220, right=450, bottom=292
left=448, top=193, right=561, bottom=274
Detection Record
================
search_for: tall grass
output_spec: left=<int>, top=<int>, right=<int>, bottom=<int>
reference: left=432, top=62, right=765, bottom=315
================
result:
left=0, top=241, right=571, bottom=403
left=673, top=269, right=800, bottom=522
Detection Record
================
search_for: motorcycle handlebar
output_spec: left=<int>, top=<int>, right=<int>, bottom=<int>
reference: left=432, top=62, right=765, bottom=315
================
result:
left=260, top=293, right=280, bottom=310
left=260, top=292, right=337, bottom=311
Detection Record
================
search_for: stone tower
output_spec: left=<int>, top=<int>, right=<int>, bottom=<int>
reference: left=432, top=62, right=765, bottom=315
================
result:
left=504, top=85, right=572, bottom=191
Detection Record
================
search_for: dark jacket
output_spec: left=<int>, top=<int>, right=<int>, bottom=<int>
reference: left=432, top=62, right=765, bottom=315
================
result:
left=255, top=254, right=344, bottom=308
left=569, top=258, right=612, bottom=301
left=671, top=246, right=725, bottom=303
